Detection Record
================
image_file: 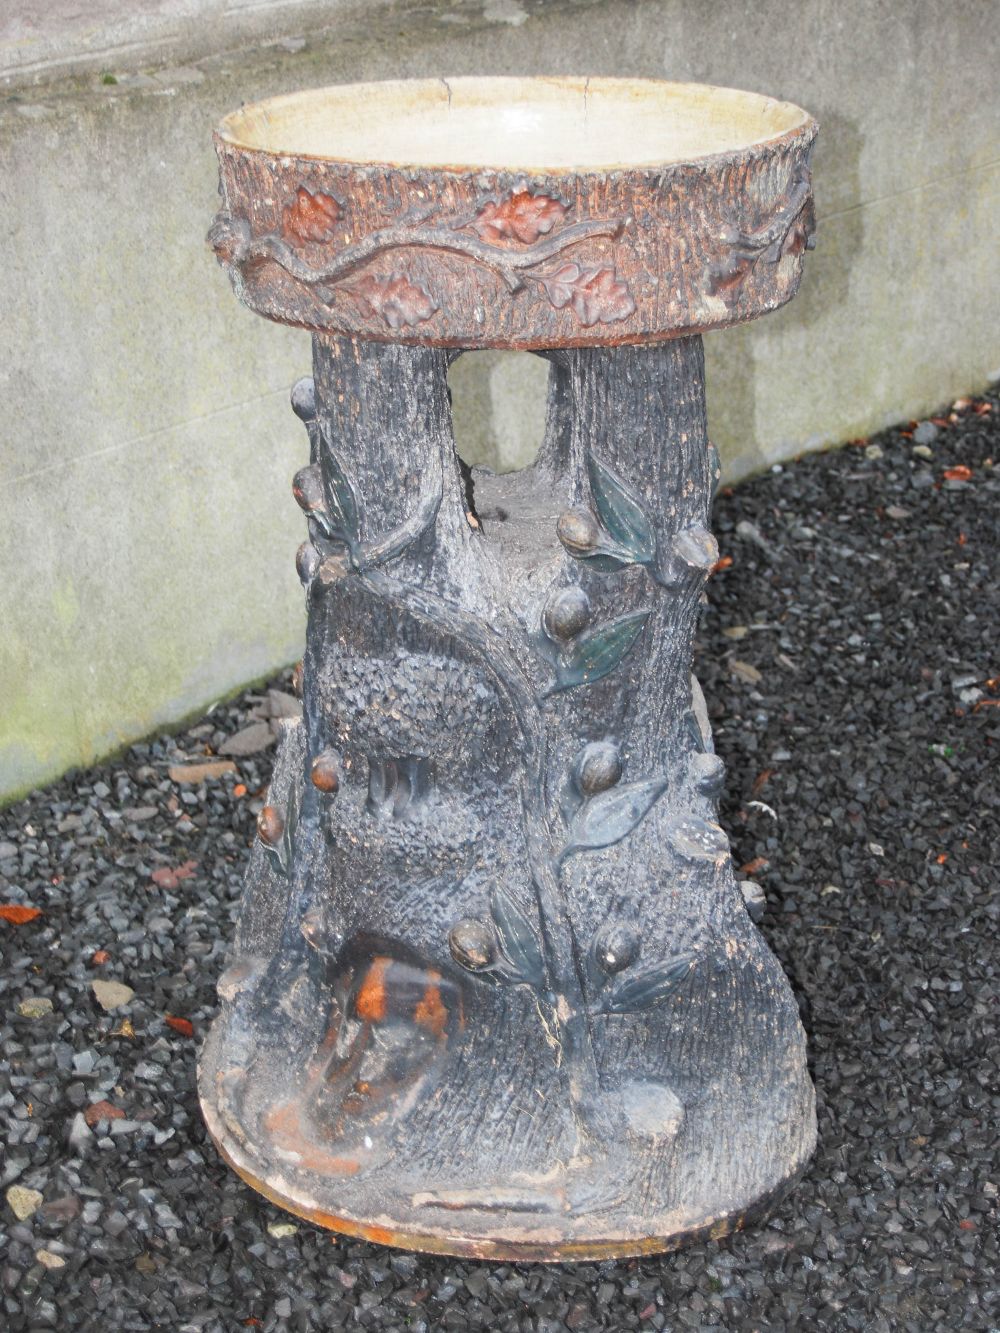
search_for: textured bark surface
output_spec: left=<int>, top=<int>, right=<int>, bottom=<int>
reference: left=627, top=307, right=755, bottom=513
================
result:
left=199, top=336, right=816, bottom=1258
left=209, top=115, right=817, bottom=349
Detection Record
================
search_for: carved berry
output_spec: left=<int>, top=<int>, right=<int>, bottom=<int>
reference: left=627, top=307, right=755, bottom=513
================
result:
left=576, top=741, right=623, bottom=796
left=448, top=919, right=495, bottom=971
left=311, top=749, right=342, bottom=794
left=256, top=806, right=285, bottom=846
left=543, top=586, right=591, bottom=642
left=291, top=464, right=325, bottom=514
left=593, top=922, right=640, bottom=975
left=296, top=541, right=321, bottom=586
left=290, top=376, right=316, bottom=423
left=556, top=508, right=601, bottom=557
left=691, top=751, right=725, bottom=796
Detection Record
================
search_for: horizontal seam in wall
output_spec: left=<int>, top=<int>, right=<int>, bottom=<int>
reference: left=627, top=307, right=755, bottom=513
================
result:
left=818, top=156, right=1000, bottom=223
left=6, top=387, right=290, bottom=489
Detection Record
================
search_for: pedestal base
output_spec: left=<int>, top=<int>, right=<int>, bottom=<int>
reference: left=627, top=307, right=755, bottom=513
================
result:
left=199, top=1007, right=812, bottom=1262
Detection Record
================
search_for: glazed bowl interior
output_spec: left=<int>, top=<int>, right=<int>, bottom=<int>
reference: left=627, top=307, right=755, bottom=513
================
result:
left=217, top=76, right=811, bottom=173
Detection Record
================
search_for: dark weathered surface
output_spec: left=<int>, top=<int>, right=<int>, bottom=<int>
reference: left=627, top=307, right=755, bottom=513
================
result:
left=209, top=78, right=816, bottom=349
left=200, top=76, right=817, bottom=1258
left=199, top=339, right=815, bottom=1258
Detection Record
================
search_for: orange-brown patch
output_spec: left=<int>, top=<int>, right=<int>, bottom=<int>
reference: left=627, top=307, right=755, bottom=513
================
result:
left=264, top=1100, right=360, bottom=1176
left=354, top=956, right=390, bottom=1023
left=413, top=975, right=448, bottom=1038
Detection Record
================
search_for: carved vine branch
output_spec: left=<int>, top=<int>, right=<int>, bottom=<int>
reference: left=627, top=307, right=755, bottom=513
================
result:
left=708, top=172, right=816, bottom=299
left=212, top=213, right=623, bottom=294
left=209, top=188, right=636, bottom=329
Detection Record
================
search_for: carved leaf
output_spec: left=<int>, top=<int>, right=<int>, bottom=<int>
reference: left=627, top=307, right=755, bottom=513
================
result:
left=563, top=775, right=668, bottom=859
left=576, top=550, right=634, bottom=574
left=323, top=450, right=360, bottom=548
left=708, top=252, right=753, bottom=296
left=551, top=611, right=650, bottom=694
left=348, top=274, right=438, bottom=330
left=282, top=187, right=342, bottom=244
left=262, top=838, right=285, bottom=877
left=682, top=708, right=707, bottom=755
left=668, top=816, right=730, bottom=864
left=603, top=954, right=695, bottom=1014
left=587, top=456, right=655, bottom=563
left=490, top=887, right=545, bottom=988
left=473, top=190, right=568, bottom=244
left=536, top=263, right=636, bottom=326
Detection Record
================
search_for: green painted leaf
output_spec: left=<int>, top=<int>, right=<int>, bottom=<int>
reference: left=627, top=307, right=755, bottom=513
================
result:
left=603, top=954, right=695, bottom=1014
left=558, top=780, right=583, bottom=827
left=283, top=782, right=299, bottom=861
left=262, top=842, right=287, bottom=877
left=323, top=450, right=360, bottom=545
left=577, top=549, right=633, bottom=574
left=562, top=775, right=668, bottom=859
left=551, top=610, right=650, bottom=694
left=490, top=887, right=545, bottom=988
left=682, top=709, right=706, bottom=754
left=587, top=455, right=656, bottom=563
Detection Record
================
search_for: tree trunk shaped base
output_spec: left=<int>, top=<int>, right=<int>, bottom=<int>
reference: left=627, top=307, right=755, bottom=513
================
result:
left=200, top=79, right=819, bottom=1258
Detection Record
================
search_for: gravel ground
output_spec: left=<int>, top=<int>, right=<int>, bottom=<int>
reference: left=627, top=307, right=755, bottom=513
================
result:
left=1, top=387, right=998, bottom=1332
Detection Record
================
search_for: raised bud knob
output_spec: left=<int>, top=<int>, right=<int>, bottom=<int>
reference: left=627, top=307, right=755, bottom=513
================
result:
left=556, top=508, right=601, bottom=557
left=542, top=586, right=591, bottom=642
left=575, top=740, right=623, bottom=796
left=256, top=805, right=284, bottom=846
left=291, top=464, right=325, bottom=515
left=311, top=749, right=342, bottom=794
left=691, top=751, right=725, bottom=796
left=295, top=541, right=321, bottom=586
left=593, top=921, right=640, bottom=975
left=290, top=376, right=316, bottom=423
left=448, top=919, right=495, bottom=972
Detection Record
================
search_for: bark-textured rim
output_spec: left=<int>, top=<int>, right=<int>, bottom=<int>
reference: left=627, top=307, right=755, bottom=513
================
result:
left=216, top=76, right=815, bottom=176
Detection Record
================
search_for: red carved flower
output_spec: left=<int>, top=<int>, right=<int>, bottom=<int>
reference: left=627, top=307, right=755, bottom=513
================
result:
left=282, top=187, right=341, bottom=244
left=537, top=263, right=636, bottom=326
left=473, top=191, right=567, bottom=244
left=348, top=274, right=438, bottom=330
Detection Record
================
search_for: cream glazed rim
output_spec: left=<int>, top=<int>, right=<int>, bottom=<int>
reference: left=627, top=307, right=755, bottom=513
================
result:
left=215, top=75, right=817, bottom=177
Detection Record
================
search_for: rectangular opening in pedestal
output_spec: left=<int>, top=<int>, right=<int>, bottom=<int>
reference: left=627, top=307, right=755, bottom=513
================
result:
left=448, top=351, right=548, bottom=478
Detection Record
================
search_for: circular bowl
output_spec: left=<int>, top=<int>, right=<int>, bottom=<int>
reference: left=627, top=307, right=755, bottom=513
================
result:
left=210, top=76, right=817, bottom=347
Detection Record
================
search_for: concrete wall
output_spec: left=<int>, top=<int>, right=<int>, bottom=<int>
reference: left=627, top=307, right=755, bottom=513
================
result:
left=2, top=0, right=997, bottom=803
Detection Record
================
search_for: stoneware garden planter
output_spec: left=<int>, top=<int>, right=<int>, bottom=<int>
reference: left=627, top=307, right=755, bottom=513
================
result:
left=200, top=76, right=819, bottom=1260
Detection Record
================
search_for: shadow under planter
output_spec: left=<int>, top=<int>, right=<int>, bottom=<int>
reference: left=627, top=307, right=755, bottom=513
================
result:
left=199, top=75, right=819, bottom=1260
